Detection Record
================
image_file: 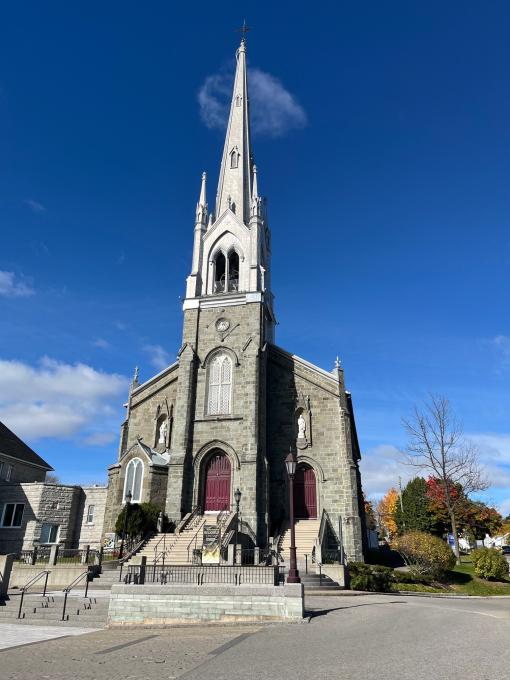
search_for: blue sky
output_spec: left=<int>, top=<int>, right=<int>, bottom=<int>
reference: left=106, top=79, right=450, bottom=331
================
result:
left=1, top=2, right=509, bottom=516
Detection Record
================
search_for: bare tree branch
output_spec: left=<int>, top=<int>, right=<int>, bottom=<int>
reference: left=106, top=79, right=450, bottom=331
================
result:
left=400, top=394, right=489, bottom=563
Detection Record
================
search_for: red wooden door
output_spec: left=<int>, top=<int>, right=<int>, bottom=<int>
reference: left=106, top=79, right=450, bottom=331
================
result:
left=204, top=453, right=231, bottom=511
left=294, top=465, right=317, bottom=518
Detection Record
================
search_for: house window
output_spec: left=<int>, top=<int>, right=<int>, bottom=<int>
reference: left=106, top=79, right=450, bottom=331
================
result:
left=207, top=353, right=233, bottom=415
left=123, top=458, right=144, bottom=503
left=1, top=503, right=24, bottom=528
left=40, top=523, right=60, bottom=544
left=86, top=505, right=95, bottom=524
left=5, top=464, right=13, bottom=482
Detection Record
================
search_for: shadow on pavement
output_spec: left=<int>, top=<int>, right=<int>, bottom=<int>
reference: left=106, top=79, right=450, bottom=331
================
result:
left=307, top=600, right=406, bottom=619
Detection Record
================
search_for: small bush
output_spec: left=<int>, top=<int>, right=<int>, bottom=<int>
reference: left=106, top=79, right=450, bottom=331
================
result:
left=392, top=570, right=433, bottom=585
left=471, top=548, right=509, bottom=581
left=115, top=502, right=164, bottom=540
left=393, top=531, right=455, bottom=578
left=348, top=562, right=393, bottom=592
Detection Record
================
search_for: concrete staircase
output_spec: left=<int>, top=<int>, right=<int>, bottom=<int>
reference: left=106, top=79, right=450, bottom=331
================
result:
left=280, top=519, right=321, bottom=568
left=0, top=591, right=109, bottom=627
left=124, top=513, right=227, bottom=567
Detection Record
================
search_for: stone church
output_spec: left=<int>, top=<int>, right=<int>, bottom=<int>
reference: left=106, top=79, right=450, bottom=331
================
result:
left=104, top=37, right=366, bottom=564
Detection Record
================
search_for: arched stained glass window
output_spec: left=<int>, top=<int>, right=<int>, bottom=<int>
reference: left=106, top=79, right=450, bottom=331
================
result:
left=123, top=457, right=144, bottom=503
left=207, top=354, right=232, bottom=415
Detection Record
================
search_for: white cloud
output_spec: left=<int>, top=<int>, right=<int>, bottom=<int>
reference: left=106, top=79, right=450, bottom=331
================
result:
left=491, top=335, right=510, bottom=366
left=83, top=431, right=117, bottom=447
left=0, top=357, right=128, bottom=440
left=198, top=67, right=307, bottom=138
left=359, top=444, right=410, bottom=499
left=143, top=344, right=171, bottom=371
left=0, top=271, right=34, bottom=298
left=92, top=338, right=110, bottom=350
left=24, top=198, right=46, bottom=214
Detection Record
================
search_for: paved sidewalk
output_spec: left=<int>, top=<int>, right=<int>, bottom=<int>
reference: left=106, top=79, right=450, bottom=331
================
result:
left=0, top=622, right=99, bottom=651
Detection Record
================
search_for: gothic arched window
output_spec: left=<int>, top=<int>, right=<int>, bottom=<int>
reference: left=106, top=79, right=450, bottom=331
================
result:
left=228, top=251, right=239, bottom=291
left=230, top=147, right=239, bottom=169
left=123, top=457, right=144, bottom=503
left=214, top=252, right=226, bottom=293
left=207, top=353, right=233, bottom=415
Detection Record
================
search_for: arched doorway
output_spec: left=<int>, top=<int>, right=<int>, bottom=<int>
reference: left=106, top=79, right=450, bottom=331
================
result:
left=294, top=464, right=317, bottom=519
left=203, top=451, right=231, bottom=511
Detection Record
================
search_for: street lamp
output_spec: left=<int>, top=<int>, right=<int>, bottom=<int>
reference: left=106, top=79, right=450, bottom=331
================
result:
left=118, top=490, right=132, bottom=560
left=285, top=449, right=301, bottom=584
left=234, top=488, right=241, bottom=565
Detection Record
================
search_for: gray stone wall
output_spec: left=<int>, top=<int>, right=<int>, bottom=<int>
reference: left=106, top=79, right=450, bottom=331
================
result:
left=164, top=298, right=267, bottom=542
left=0, top=454, right=47, bottom=484
left=266, top=346, right=364, bottom=562
left=77, top=486, right=107, bottom=549
left=108, top=583, right=304, bottom=625
left=0, top=482, right=110, bottom=554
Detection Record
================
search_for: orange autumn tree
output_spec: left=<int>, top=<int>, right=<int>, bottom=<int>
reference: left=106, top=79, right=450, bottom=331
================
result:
left=377, top=488, right=399, bottom=538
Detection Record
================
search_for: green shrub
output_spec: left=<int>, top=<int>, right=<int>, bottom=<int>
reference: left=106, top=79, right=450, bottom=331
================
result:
left=115, top=502, right=164, bottom=540
left=392, top=570, right=433, bottom=585
left=347, top=562, right=393, bottom=592
left=393, top=531, right=455, bottom=578
left=471, top=548, right=509, bottom=581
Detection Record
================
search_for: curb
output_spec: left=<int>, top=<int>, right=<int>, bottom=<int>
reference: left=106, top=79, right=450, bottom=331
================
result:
left=305, top=590, right=510, bottom=600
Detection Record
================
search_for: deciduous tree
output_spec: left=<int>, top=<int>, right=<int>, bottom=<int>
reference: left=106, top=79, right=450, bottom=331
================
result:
left=377, top=488, right=399, bottom=538
left=402, top=395, right=488, bottom=563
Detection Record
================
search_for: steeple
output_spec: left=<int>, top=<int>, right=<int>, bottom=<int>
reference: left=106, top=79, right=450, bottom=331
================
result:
left=215, top=37, right=252, bottom=226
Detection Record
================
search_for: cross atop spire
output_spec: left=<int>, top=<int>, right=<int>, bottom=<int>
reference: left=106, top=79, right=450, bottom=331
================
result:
left=237, top=19, right=250, bottom=44
left=215, top=34, right=253, bottom=225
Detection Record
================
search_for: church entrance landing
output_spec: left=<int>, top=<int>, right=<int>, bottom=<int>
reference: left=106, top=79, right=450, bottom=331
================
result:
left=294, top=464, right=317, bottom=519
left=203, top=451, right=231, bottom=511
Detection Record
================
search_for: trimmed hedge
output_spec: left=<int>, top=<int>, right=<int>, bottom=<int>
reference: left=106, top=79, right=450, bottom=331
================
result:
left=348, top=562, right=393, bottom=592
left=471, top=548, right=509, bottom=581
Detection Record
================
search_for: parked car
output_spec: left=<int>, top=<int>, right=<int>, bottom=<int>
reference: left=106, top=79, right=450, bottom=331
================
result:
left=501, top=546, right=510, bottom=555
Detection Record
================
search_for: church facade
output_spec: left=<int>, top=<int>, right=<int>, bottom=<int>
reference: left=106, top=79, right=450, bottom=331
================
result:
left=103, top=38, right=366, bottom=563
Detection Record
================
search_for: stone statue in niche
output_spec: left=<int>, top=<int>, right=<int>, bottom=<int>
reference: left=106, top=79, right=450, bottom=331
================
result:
left=158, top=419, right=168, bottom=445
left=297, top=414, right=306, bottom=439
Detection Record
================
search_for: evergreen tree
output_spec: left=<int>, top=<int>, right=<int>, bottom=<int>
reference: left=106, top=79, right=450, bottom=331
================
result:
left=395, top=477, right=436, bottom=534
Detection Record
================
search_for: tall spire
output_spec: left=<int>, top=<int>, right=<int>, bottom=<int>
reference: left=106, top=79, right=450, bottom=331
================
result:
left=215, top=37, right=253, bottom=226
left=195, top=171, right=208, bottom=225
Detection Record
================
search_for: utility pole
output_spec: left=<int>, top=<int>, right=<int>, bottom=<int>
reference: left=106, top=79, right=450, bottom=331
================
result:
left=398, top=476, right=406, bottom=532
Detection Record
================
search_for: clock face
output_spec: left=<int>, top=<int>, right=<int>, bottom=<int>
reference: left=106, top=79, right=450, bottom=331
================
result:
left=216, top=318, right=230, bottom=332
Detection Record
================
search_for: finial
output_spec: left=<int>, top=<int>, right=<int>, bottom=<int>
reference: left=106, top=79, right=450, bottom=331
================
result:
left=132, top=366, right=139, bottom=386
left=335, top=356, right=341, bottom=369
left=237, top=19, right=249, bottom=46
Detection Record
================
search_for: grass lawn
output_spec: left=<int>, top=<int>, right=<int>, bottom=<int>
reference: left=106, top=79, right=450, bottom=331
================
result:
left=395, top=557, right=510, bottom=596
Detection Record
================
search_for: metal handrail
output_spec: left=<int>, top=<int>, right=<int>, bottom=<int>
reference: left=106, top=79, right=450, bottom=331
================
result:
left=186, top=523, right=203, bottom=563
left=176, top=505, right=201, bottom=534
left=17, top=570, right=51, bottom=619
left=61, top=570, right=91, bottom=621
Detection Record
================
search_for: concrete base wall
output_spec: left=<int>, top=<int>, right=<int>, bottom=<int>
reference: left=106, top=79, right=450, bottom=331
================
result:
left=108, top=583, right=304, bottom=626
left=8, top=563, right=97, bottom=589
left=320, top=564, right=346, bottom=587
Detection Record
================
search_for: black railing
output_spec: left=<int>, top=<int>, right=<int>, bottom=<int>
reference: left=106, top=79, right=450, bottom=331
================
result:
left=126, top=564, right=283, bottom=586
left=17, top=570, right=51, bottom=619
left=61, top=570, right=91, bottom=621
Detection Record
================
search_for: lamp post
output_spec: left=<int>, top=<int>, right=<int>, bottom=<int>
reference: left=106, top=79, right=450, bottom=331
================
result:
left=234, top=488, right=241, bottom=565
left=285, top=450, right=301, bottom=584
left=118, top=490, right=132, bottom=560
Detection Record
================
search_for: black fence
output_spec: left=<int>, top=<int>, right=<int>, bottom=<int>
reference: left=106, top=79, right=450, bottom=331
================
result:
left=125, top=564, right=285, bottom=586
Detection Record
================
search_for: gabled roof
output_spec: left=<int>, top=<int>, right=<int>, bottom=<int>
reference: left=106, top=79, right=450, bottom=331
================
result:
left=0, top=421, right=53, bottom=471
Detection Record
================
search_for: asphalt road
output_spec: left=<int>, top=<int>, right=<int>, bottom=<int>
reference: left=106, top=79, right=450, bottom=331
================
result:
left=1, top=594, right=509, bottom=679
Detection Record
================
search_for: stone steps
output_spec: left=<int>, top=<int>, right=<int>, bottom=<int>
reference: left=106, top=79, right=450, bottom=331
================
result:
left=0, top=594, right=108, bottom=627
